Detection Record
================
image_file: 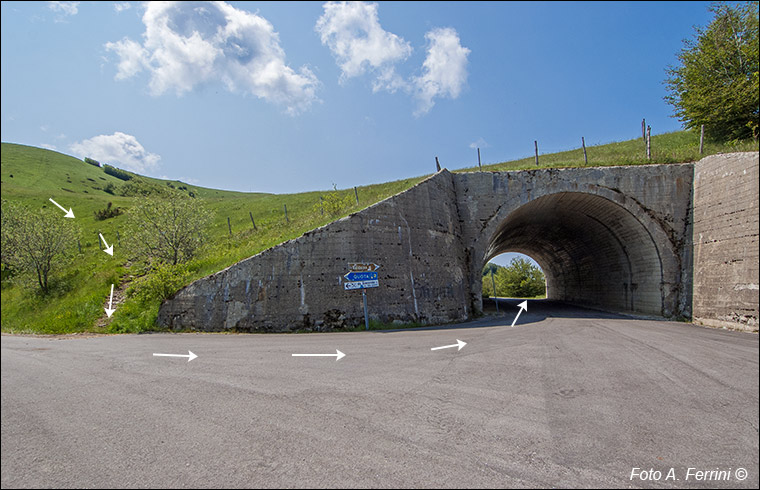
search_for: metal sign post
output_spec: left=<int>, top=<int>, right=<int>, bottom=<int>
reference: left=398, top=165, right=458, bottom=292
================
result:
left=344, top=263, right=380, bottom=330
left=362, top=289, right=369, bottom=330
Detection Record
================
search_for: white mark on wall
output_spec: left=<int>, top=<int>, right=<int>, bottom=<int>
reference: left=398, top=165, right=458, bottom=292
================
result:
left=398, top=214, right=419, bottom=316
left=734, top=284, right=759, bottom=290
left=299, top=274, right=309, bottom=314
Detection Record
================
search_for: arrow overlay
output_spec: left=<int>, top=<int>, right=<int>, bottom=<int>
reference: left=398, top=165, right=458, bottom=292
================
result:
left=153, top=351, right=198, bottom=362
left=510, top=300, right=528, bottom=327
left=292, top=349, right=345, bottom=361
left=104, top=284, right=116, bottom=318
left=431, top=339, right=467, bottom=351
left=48, top=198, right=74, bottom=218
left=98, top=233, right=114, bottom=256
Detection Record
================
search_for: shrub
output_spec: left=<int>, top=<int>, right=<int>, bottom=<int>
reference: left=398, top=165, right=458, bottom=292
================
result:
left=103, top=182, right=116, bottom=195
left=127, top=263, right=188, bottom=303
left=94, top=202, right=123, bottom=221
left=84, top=157, right=101, bottom=167
left=118, top=178, right=171, bottom=197
left=103, top=164, right=133, bottom=181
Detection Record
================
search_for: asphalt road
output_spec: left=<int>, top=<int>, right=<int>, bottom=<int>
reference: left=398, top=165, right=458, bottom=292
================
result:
left=2, top=300, right=758, bottom=489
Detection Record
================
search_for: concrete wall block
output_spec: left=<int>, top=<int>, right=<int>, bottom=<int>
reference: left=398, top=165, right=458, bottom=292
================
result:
left=693, top=152, right=759, bottom=332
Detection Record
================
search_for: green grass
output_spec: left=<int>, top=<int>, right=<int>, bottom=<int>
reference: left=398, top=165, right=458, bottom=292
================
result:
left=1, top=142, right=425, bottom=334
left=1, top=130, right=757, bottom=334
left=458, top=130, right=759, bottom=173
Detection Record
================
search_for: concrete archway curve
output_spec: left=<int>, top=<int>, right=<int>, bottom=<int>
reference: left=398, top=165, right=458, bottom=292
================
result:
left=476, top=187, right=682, bottom=317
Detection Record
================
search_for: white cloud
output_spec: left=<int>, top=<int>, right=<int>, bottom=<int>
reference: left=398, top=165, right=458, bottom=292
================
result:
left=48, top=1, right=79, bottom=16
left=105, top=1, right=319, bottom=115
left=70, top=132, right=161, bottom=174
left=114, top=2, right=131, bottom=13
left=469, top=137, right=489, bottom=149
left=315, top=1, right=411, bottom=93
left=106, top=37, right=147, bottom=80
left=413, top=27, right=470, bottom=116
left=40, top=143, right=58, bottom=151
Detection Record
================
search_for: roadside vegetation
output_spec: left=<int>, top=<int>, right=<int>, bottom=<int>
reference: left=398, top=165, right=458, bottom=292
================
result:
left=482, top=258, right=546, bottom=300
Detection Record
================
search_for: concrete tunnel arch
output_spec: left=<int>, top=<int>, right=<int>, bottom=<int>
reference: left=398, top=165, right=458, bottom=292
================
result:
left=480, top=191, right=680, bottom=317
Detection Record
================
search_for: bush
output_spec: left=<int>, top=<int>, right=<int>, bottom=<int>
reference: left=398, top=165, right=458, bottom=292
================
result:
left=84, top=157, right=101, bottom=167
left=103, top=164, right=133, bottom=181
left=103, top=182, right=116, bottom=195
left=118, top=178, right=171, bottom=197
left=94, top=202, right=123, bottom=221
left=127, top=263, right=188, bottom=303
left=315, top=185, right=354, bottom=217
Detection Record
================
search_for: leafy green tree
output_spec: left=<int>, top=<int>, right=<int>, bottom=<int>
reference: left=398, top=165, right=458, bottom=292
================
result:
left=664, top=1, right=759, bottom=141
left=126, top=194, right=212, bottom=266
left=482, top=257, right=546, bottom=298
left=1, top=200, right=79, bottom=292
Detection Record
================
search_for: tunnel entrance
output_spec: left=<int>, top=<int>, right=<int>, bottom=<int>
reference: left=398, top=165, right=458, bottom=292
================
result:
left=483, top=192, right=665, bottom=316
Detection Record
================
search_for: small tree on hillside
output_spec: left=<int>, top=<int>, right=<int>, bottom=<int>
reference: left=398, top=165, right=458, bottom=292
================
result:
left=126, top=194, right=213, bottom=266
left=664, top=1, right=759, bottom=141
left=1, top=201, right=79, bottom=292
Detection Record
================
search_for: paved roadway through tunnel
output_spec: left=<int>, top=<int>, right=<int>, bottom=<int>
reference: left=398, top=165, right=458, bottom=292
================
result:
left=2, top=301, right=758, bottom=488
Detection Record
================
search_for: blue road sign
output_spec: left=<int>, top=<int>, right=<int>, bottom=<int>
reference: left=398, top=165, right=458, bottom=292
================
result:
left=344, top=280, right=379, bottom=290
left=344, top=271, right=378, bottom=282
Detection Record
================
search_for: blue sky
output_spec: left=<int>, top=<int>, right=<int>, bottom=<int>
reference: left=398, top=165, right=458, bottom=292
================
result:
left=1, top=1, right=717, bottom=267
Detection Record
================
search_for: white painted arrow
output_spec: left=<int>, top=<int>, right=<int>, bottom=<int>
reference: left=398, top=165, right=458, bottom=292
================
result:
left=153, top=351, right=198, bottom=362
left=510, top=300, right=528, bottom=327
left=104, top=284, right=116, bottom=318
left=48, top=198, right=74, bottom=218
left=98, top=233, right=114, bottom=256
left=292, top=349, right=345, bottom=361
left=431, top=339, right=467, bottom=351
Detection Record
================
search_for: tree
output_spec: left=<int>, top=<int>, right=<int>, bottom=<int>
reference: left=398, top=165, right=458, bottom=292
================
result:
left=126, top=194, right=212, bottom=266
left=1, top=200, right=78, bottom=292
left=664, top=1, right=759, bottom=141
left=482, top=257, right=546, bottom=299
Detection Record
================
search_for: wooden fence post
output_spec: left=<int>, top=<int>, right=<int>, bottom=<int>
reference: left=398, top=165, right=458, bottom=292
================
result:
left=582, top=137, right=588, bottom=165
left=534, top=141, right=539, bottom=166
left=354, top=186, right=359, bottom=205
left=77, top=238, right=82, bottom=253
left=284, top=204, right=289, bottom=224
left=116, top=230, right=121, bottom=246
left=435, top=156, right=441, bottom=172
left=227, top=217, right=232, bottom=236
left=249, top=211, right=257, bottom=230
left=646, top=126, right=651, bottom=160
left=642, top=118, right=646, bottom=140
left=477, top=147, right=482, bottom=171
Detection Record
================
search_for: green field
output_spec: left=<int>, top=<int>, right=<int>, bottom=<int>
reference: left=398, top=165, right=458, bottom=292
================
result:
left=1, top=131, right=757, bottom=334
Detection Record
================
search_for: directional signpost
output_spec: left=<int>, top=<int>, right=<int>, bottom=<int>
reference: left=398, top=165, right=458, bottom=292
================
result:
left=344, top=263, right=380, bottom=330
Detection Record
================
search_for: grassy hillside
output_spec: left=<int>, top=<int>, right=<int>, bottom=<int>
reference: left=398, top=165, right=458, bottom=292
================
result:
left=1, top=143, right=424, bottom=334
left=1, top=131, right=757, bottom=334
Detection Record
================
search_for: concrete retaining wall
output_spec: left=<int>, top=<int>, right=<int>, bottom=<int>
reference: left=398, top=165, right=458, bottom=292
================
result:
left=692, top=152, right=759, bottom=332
left=158, top=153, right=758, bottom=333
left=158, top=171, right=471, bottom=331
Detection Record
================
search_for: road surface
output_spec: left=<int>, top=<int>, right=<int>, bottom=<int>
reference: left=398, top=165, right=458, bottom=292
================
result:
left=2, top=300, right=758, bottom=488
